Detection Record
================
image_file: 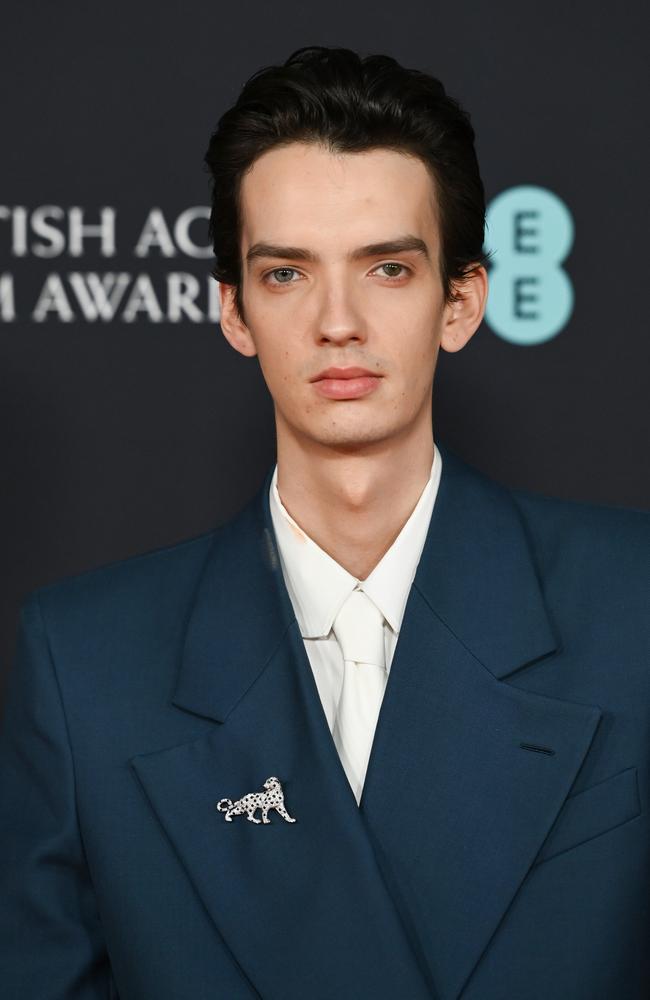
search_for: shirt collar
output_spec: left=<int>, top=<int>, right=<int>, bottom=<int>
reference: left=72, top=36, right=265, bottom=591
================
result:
left=269, top=444, right=442, bottom=639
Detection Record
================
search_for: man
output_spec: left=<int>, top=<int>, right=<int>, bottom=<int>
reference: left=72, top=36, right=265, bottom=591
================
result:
left=0, top=45, right=647, bottom=1000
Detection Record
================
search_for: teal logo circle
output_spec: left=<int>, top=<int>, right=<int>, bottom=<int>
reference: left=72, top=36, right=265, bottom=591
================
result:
left=484, top=186, right=574, bottom=346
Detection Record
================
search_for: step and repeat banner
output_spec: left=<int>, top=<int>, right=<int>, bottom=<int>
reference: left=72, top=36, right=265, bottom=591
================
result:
left=1, top=1, right=648, bottom=697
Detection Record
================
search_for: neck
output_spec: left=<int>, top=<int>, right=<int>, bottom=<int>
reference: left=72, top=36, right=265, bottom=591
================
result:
left=274, top=416, right=435, bottom=580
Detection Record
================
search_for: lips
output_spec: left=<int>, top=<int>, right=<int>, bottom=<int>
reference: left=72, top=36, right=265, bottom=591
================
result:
left=310, top=366, right=380, bottom=382
left=310, top=366, right=383, bottom=401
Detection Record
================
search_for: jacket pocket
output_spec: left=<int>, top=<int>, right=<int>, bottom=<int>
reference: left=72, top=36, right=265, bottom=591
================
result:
left=534, top=766, right=641, bottom=866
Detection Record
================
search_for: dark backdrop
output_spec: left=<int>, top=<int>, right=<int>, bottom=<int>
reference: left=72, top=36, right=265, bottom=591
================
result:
left=1, top=0, right=648, bottom=701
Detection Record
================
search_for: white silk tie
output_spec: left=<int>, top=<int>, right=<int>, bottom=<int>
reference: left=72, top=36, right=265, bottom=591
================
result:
left=331, top=587, right=387, bottom=804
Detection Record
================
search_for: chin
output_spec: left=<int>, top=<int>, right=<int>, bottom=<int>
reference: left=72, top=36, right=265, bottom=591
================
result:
left=303, top=422, right=400, bottom=451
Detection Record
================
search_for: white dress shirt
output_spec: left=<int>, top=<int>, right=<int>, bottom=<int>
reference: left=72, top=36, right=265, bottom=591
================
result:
left=269, top=444, right=443, bottom=740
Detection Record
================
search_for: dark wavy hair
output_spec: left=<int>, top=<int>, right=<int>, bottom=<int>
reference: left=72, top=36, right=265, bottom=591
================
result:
left=204, top=45, right=489, bottom=318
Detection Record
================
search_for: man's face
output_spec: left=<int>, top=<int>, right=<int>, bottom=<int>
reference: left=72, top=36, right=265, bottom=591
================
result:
left=220, top=142, right=481, bottom=452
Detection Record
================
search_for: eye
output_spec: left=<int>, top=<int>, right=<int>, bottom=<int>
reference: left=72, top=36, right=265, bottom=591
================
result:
left=263, top=267, right=302, bottom=285
left=373, top=262, right=411, bottom=280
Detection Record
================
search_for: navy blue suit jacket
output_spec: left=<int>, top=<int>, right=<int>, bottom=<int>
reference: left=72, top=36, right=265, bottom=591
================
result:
left=1, top=444, right=648, bottom=999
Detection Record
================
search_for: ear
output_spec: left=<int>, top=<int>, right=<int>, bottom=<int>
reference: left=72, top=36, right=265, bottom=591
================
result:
left=217, top=282, right=257, bottom=358
left=439, top=265, right=488, bottom=354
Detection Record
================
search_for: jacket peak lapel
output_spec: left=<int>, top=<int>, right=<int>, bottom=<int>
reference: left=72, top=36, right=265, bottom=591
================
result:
left=133, top=468, right=435, bottom=999
left=173, top=472, right=294, bottom=723
left=423, top=444, right=559, bottom=679
left=360, top=443, right=603, bottom=998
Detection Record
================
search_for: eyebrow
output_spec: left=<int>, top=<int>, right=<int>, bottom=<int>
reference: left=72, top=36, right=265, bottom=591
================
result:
left=245, top=234, right=430, bottom=267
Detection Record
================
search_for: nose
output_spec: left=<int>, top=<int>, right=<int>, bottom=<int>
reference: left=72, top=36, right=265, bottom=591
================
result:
left=313, top=273, right=367, bottom=347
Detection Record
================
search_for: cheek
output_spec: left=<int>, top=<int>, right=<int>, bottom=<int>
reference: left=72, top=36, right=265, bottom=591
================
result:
left=369, top=281, right=441, bottom=335
left=386, top=314, right=440, bottom=375
left=253, top=333, right=305, bottom=393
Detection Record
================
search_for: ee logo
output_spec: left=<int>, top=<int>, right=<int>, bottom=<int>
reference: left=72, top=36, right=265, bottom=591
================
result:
left=484, top=185, right=574, bottom=346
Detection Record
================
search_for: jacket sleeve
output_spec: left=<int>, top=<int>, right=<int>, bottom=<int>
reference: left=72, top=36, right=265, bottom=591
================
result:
left=0, top=592, right=111, bottom=999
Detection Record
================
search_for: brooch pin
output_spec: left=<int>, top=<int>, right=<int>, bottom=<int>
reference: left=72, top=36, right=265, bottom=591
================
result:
left=216, top=775, right=297, bottom=825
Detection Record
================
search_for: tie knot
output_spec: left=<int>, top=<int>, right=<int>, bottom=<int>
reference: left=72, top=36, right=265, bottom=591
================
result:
left=332, top=588, right=386, bottom=669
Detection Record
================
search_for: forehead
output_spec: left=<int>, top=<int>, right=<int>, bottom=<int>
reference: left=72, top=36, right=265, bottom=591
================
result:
left=238, top=142, right=439, bottom=252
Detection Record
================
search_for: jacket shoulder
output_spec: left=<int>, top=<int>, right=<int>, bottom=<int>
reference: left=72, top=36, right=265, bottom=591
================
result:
left=509, top=482, right=649, bottom=540
left=507, top=483, right=649, bottom=585
left=26, top=527, right=219, bottom=630
left=440, top=443, right=649, bottom=554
